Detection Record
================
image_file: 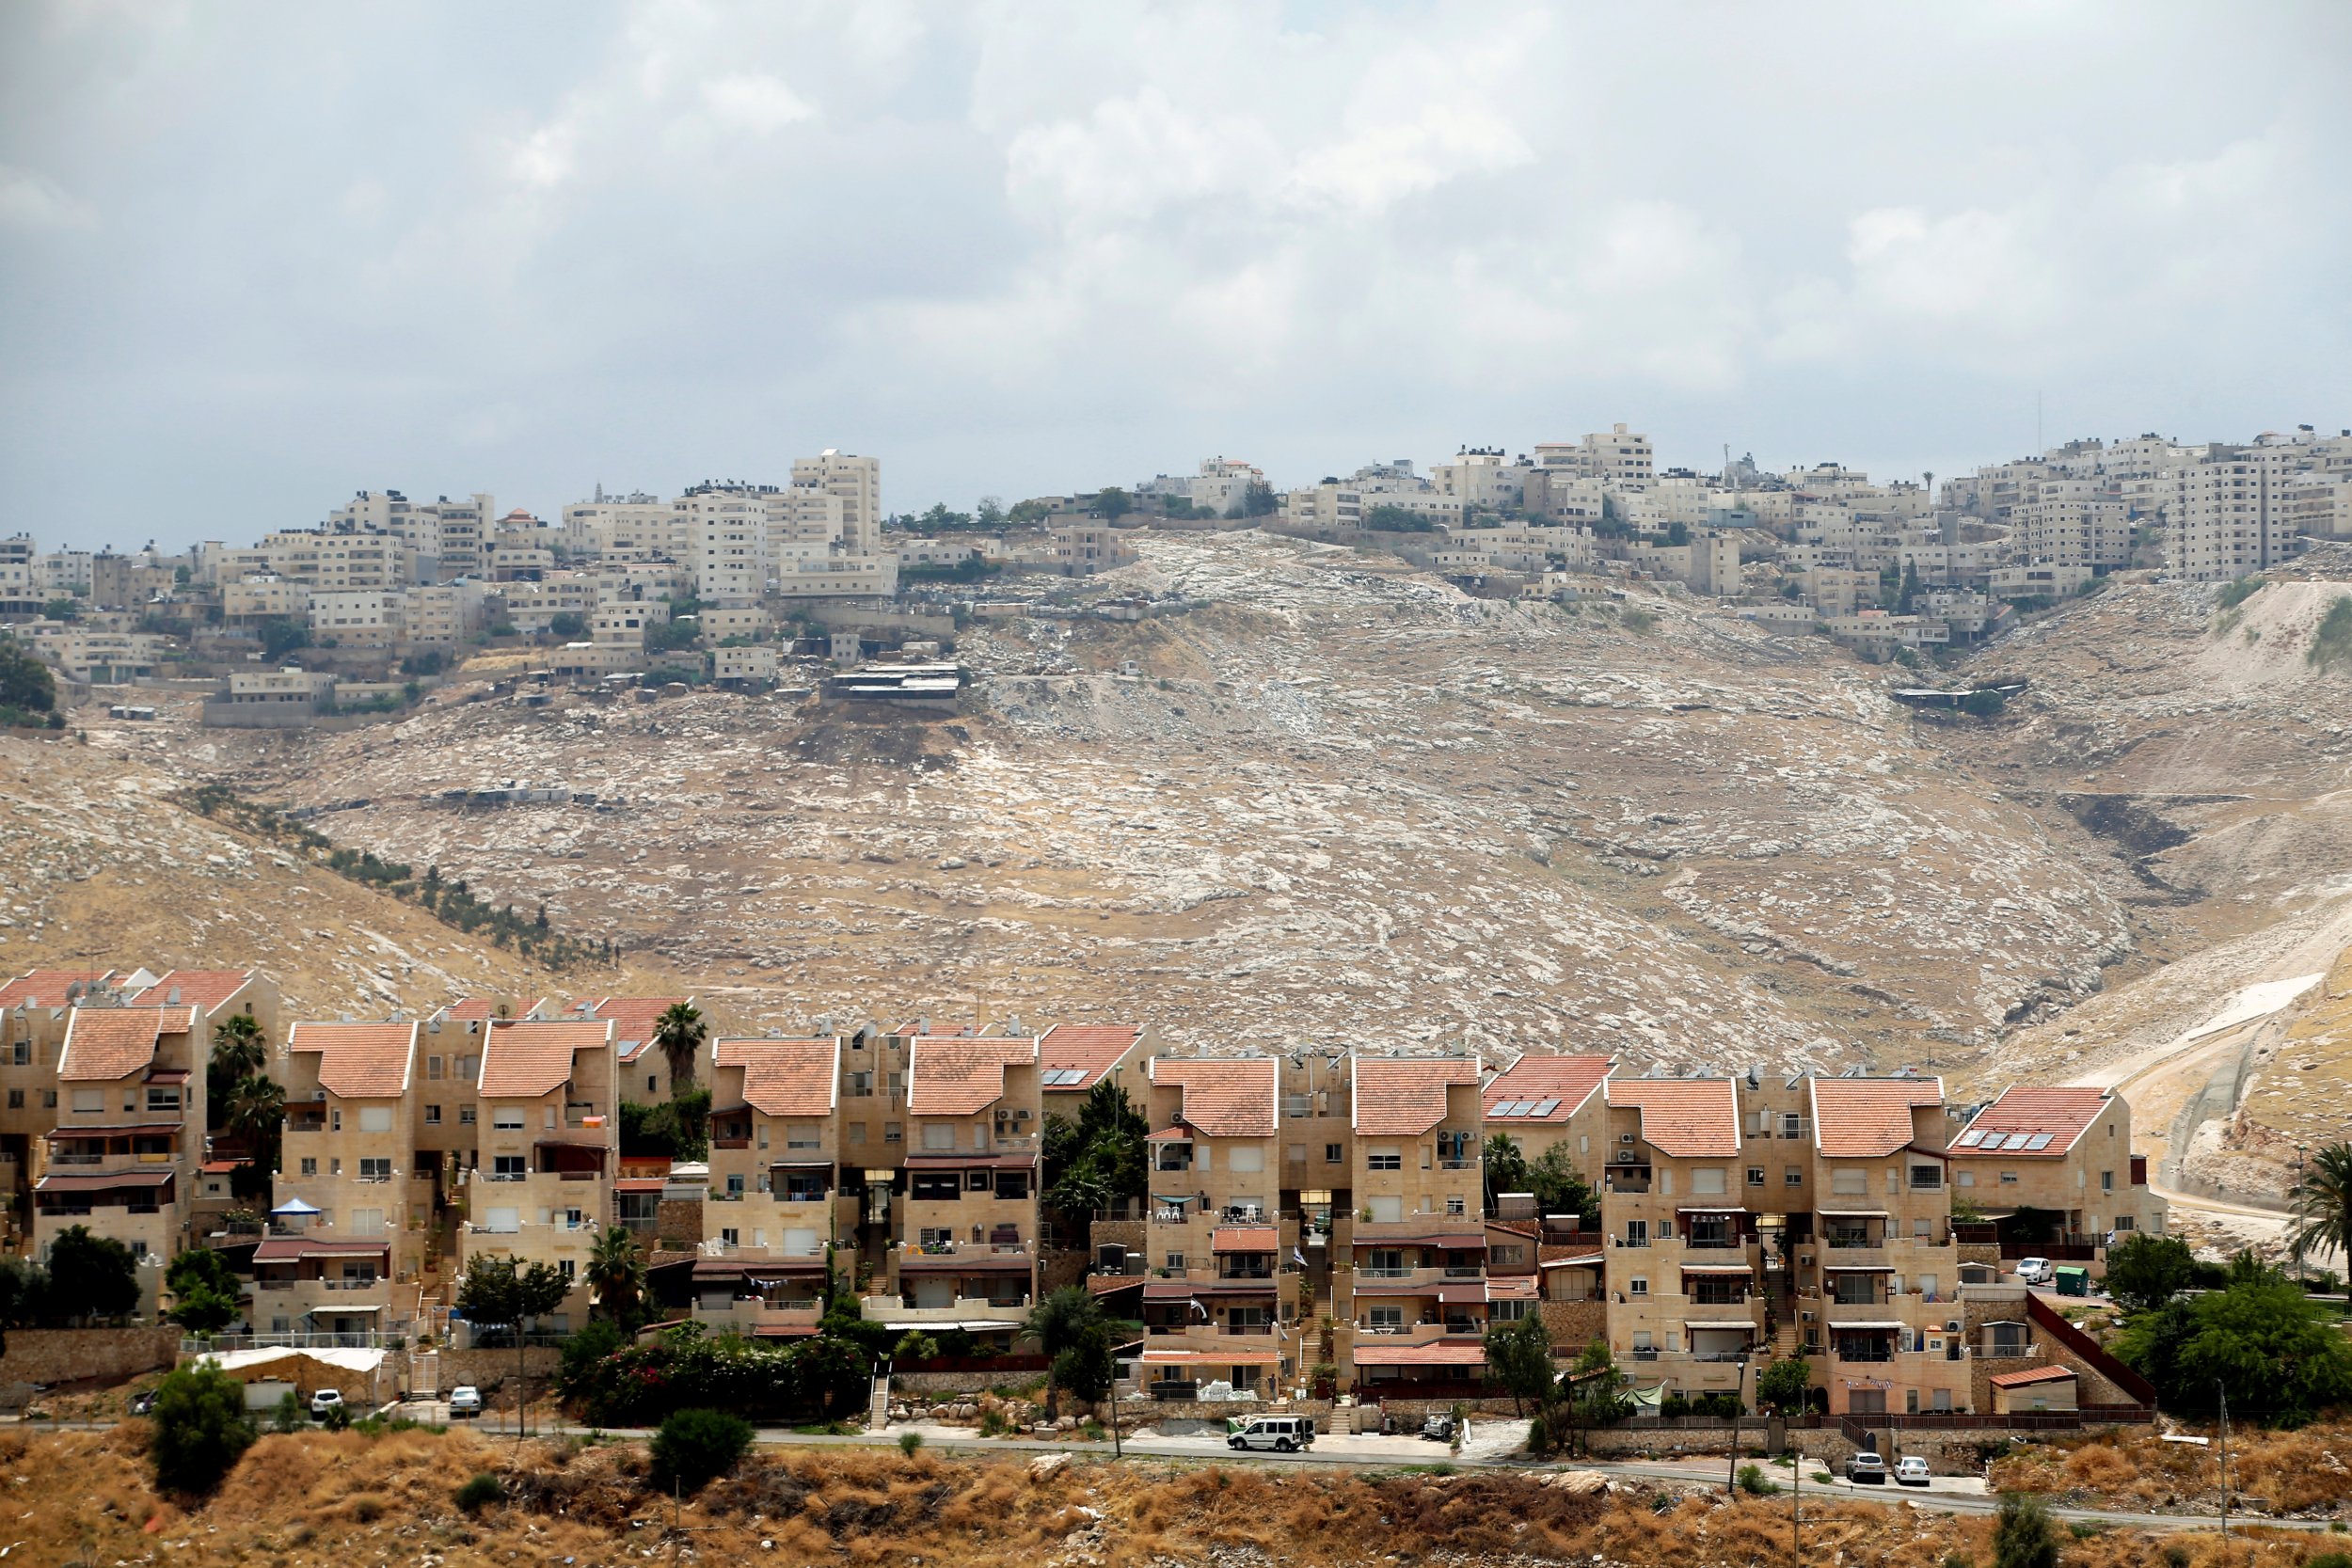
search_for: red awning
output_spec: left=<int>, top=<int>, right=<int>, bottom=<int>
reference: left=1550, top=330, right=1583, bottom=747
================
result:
left=36, top=1169, right=173, bottom=1192
left=614, top=1178, right=666, bottom=1193
left=1434, top=1282, right=1486, bottom=1304
left=691, top=1258, right=824, bottom=1279
left=1353, top=1341, right=1486, bottom=1367
left=1212, top=1227, right=1278, bottom=1254
left=252, top=1236, right=391, bottom=1263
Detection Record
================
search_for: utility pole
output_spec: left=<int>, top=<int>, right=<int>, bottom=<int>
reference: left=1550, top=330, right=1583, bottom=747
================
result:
left=2217, top=1382, right=2231, bottom=1539
left=1724, top=1354, right=1748, bottom=1493
left=1790, top=1433, right=1801, bottom=1560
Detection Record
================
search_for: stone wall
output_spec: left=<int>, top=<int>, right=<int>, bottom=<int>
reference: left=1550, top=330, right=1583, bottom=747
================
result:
left=421, top=1345, right=563, bottom=1397
left=655, top=1198, right=704, bottom=1250
left=1087, top=1220, right=1146, bottom=1267
left=1539, top=1299, right=1608, bottom=1354
left=0, top=1326, right=181, bottom=1391
left=1040, top=1249, right=1090, bottom=1294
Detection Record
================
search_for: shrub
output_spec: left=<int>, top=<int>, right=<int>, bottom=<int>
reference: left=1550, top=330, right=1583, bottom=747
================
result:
left=650, top=1407, right=754, bottom=1495
left=978, top=1406, right=1008, bottom=1438
left=150, top=1365, right=256, bottom=1495
left=2306, top=1555, right=2352, bottom=1568
left=1736, top=1464, right=1777, bottom=1495
left=271, top=1390, right=304, bottom=1433
left=1993, top=1492, right=2060, bottom=1568
left=898, top=1430, right=923, bottom=1457
left=455, top=1472, right=506, bottom=1513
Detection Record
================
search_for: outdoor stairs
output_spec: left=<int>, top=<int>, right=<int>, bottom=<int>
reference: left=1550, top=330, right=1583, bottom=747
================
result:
left=866, top=1372, right=891, bottom=1433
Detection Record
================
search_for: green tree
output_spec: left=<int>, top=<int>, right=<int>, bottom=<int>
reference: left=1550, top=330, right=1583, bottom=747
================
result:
left=1241, top=479, right=1278, bottom=516
left=166, top=1246, right=245, bottom=1334
left=1482, top=1132, right=1529, bottom=1213
left=1898, top=561, right=1922, bottom=615
left=585, top=1225, right=647, bottom=1326
left=0, top=639, right=57, bottom=719
left=2289, top=1142, right=2352, bottom=1267
left=1961, top=688, right=2008, bottom=719
left=1755, top=1355, right=1814, bottom=1414
left=1569, top=1338, right=1632, bottom=1430
left=1007, top=499, right=1052, bottom=527
left=548, top=610, right=587, bottom=639
left=259, top=617, right=310, bottom=659
left=1992, top=1491, right=2061, bottom=1568
left=1092, top=486, right=1132, bottom=521
left=222, top=1074, right=286, bottom=1200
left=2115, top=1267, right=2352, bottom=1423
left=975, top=498, right=1006, bottom=530
left=893, top=1329, right=940, bottom=1362
left=1026, top=1285, right=1106, bottom=1415
left=650, top=1407, right=754, bottom=1494
left=2105, top=1232, right=2196, bottom=1315
left=1362, top=503, right=1436, bottom=532
left=1528, top=1143, right=1601, bottom=1227
left=149, top=1364, right=256, bottom=1495
left=1481, top=1311, right=1555, bottom=1417
left=1042, top=1081, right=1148, bottom=1227
left=1053, top=1323, right=1117, bottom=1405
left=0, top=1256, right=46, bottom=1352
left=457, top=1253, right=571, bottom=1336
left=654, top=1001, right=707, bottom=1090
left=46, top=1225, right=139, bottom=1321
left=41, top=596, right=79, bottom=622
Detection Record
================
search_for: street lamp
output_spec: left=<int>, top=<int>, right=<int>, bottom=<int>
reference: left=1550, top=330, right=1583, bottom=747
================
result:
left=1724, top=1354, right=1751, bottom=1493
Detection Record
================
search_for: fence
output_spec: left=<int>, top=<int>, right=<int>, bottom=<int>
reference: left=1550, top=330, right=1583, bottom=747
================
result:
left=894, top=1353, right=1049, bottom=1375
left=182, top=1328, right=413, bottom=1354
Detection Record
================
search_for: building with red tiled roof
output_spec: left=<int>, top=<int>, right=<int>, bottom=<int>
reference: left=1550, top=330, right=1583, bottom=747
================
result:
left=39, top=1004, right=206, bottom=1273
left=1948, top=1085, right=2161, bottom=1256
left=1352, top=1054, right=1482, bottom=1138
left=1150, top=1057, right=1278, bottom=1138
left=1338, top=1053, right=1489, bottom=1389
left=436, top=995, right=549, bottom=1025
left=0, top=967, right=117, bottom=1012
left=696, top=1037, right=844, bottom=1328
left=287, top=1021, right=417, bottom=1101
left=906, top=1036, right=1037, bottom=1117
left=1603, top=1076, right=1743, bottom=1159
left=460, top=1015, right=620, bottom=1330
left=130, top=968, right=270, bottom=1022
left=586, top=996, right=699, bottom=1105
left=272, top=1020, right=423, bottom=1304
left=1481, top=1052, right=1614, bottom=1167
left=1809, top=1074, right=1945, bottom=1159
left=1037, top=1022, right=1157, bottom=1101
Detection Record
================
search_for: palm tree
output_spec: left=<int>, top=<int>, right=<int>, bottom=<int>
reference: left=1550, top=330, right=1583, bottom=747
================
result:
left=653, top=1002, right=707, bottom=1091
left=1026, top=1284, right=1104, bottom=1418
left=1483, top=1132, right=1528, bottom=1213
left=223, top=1075, right=286, bottom=1200
left=585, top=1225, right=646, bottom=1325
left=2289, top=1142, right=2352, bottom=1269
left=210, top=1010, right=266, bottom=1082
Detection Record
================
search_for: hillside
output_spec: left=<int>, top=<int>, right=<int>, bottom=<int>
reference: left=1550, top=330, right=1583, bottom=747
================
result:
left=0, top=731, right=662, bottom=1016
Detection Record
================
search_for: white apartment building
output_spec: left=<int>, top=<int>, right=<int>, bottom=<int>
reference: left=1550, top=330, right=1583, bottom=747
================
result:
left=1431, top=450, right=1532, bottom=512
left=2018, top=479, right=2132, bottom=570
left=308, top=590, right=406, bottom=649
left=563, top=492, right=685, bottom=562
left=790, top=451, right=882, bottom=556
left=36, top=550, right=93, bottom=596
left=220, top=578, right=311, bottom=625
left=327, top=491, right=495, bottom=581
left=681, top=483, right=778, bottom=607
left=408, top=581, right=488, bottom=644
left=1533, top=424, right=1654, bottom=490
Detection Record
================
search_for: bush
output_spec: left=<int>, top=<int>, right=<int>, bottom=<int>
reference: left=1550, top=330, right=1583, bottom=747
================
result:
left=455, top=1472, right=506, bottom=1513
left=1993, top=1492, right=2060, bottom=1568
left=150, top=1365, right=257, bottom=1495
left=978, top=1406, right=1008, bottom=1437
left=557, top=1319, right=627, bottom=1394
left=650, top=1407, right=754, bottom=1495
left=2305, top=1555, right=2352, bottom=1568
left=898, top=1430, right=923, bottom=1457
left=271, top=1390, right=304, bottom=1433
left=1736, top=1463, right=1777, bottom=1495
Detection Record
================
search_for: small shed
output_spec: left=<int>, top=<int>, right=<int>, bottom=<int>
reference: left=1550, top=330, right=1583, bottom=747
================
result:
left=194, top=1346, right=389, bottom=1410
left=1989, top=1364, right=2078, bottom=1414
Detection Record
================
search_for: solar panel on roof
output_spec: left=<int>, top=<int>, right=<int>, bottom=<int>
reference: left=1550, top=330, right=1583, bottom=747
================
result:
left=1954, top=1129, right=1984, bottom=1148
left=1490, top=1101, right=1518, bottom=1117
left=2025, top=1132, right=2053, bottom=1150
left=2004, top=1133, right=2032, bottom=1150
left=1532, top=1098, right=1561, bottom=1117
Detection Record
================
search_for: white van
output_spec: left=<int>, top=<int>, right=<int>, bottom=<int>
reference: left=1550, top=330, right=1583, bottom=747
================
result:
left=1228, top=1415, right=1315, bottom=1452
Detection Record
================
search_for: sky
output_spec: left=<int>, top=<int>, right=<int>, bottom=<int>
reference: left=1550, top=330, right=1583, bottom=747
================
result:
left=2, top=1, right=2347, bottom=552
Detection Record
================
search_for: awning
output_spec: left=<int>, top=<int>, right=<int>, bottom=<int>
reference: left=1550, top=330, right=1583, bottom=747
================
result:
left=145, top=1069, right=191, bottom=1085
left=271, top=1196, right=323, bottom=1215
left=752, top=1324, right=820, bottom=1339
left=304, top=1303, right=385, bottom=1315
left=691, top=1258, right=823, bottom=1279
left=767, top=1159, right=834, bottom=1171
left=1538, top=1253, right=1604, bottom=1270
left=614, top=1178, right=666, bottom=1193
left=1139, top=1348, right=1280, bottom=1367
left=1827, top=1321, right=1905, bottom=1331
left=902, top=1153, right=1038, bottom=1169
left=1816, top=1209, right=1888, bottom=1219
left=1821, top=1261, right=1897, bottom=1272
left=1676, top=1206, right=1746, bottom=1215
left=253, top=1237, right=390, bottom=1263
left=1144, top=1279, right=1273, bottom=1299
left=37, top=1169, right=173, bottom=1193
left=1682, top=1320, right=1760, bottom=1332
left=879, top=1319, right=1022, bottom=1331
left=1151, top=1193, right=1199, bottom=1208
left=1146, top=1128, right=1191, bottom=1143
left=1352, top=1341, right=1486, bottom=1368
left=47, top=1121, right=182, bottom=1137
left=897, top=1254, right=1032, bottom=1275
left=1353, top=1230, right=1485, bottom=1251
left=1486, top=1276, right=1538, bottom=1301
left=1434, top=1282, right=1486, bottom=1305
left=1212, top=1227, right=1278, bottom=1254
left=1678, top=1263, right=1755, bottom=1274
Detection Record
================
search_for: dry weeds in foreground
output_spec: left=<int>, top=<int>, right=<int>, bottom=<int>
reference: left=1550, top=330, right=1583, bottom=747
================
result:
left=1993, top=1420, right=2352, bottom=1516
left=0, top=1424, right=2344, bottom=1568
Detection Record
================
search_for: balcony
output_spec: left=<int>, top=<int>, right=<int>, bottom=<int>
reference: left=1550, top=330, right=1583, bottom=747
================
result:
left=1352, top=1320, right=1464, bottom=1344
left=858, top=1296, right=1031, bottom=1327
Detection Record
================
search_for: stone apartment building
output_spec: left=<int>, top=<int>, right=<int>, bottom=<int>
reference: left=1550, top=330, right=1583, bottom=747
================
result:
left=263, top=1021, right=421, bottom=1339
left=456, top=1017, right=619, bottom=1327
left=1947, top=1085, right=2164, bottom=1252
left=693, top=1036, right=842, bottom=1339
left=1340, top=1054, right=1488, bottom=1393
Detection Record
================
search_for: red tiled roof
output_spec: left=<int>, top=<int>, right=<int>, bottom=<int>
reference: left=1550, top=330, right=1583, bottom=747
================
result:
left=1037, top=1023, right=1142, bottom=1091
left=252, top=1237, right=391, bottom=1263
left=288, top=1021, right=415, bottom=1099
left=1211, top=1226, right=1278, bottom=1254
left=58, top=1006, right=196, bottom=1082
left=1486, top=1275, right=1539, bottom=1300
left=479, top=1018, right=612, bottom=1098
left=0, top=968, right=116, bottom=1010
left=129, top=969, right=253, bottom=1014
left=1989, top=1364, right=2077, bottom=1389
left=1953, top=1086, right=2110, bottom=1158
left=1351, top=1055, right=1480, bottom=1137
left=1810, top=1075, right=1945, bottom=1158
left=437, top=996, right=544, bottom=1023
left=1352, top=1341, right=1486, bottom=1367
left=1483, top=1053, right=1613, bottom=1122
left=614, top=1177, right=666, bottom=1193
left=1605, top=1077, right=1742, bottom=1158
left=1151, top=1058, right=1277, bottom=1138
left=593, top=996, right=691, bottom=1062
left=711, top=1037, right=837, bottom=1118
left=907, top=1036, right=1036, bottom=1116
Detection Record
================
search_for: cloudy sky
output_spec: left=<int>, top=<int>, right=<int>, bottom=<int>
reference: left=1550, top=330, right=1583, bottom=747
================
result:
left=3, top=1, right=2346, bottom=550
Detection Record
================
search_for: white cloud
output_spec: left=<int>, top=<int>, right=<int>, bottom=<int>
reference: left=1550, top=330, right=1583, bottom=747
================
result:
left=0, top=165, right=95, bottom=230
left=700, top=73, right=818, bottom=135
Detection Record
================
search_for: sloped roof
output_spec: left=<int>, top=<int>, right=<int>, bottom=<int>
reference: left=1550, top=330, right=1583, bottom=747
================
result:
left=478, top=1018, right=613, bottom=1098
left=288, top=1021, right=416, bottom=1099
left=1351, top=1340, right=1486, bottom=1367
left=1989, top=1364, right=2077, bottom=1389
left=1150, top=1057, right=1278, bottom=1137
left=1211, top=1226, right=1279, bottom=1254
left=1483, top=1053, right=1614, bottom=1122
left=712, top=1037, right=838, bottom=1117
left=1605, top=1077, right=1742, bottom=1158
left=58, top=1006, right=196, bottom=1082
left=0, top=968, right=116, bottom=1010
left=1037, top=1023, right=1142, bottom=1091
left=1953, top=1086, right=2110, bottom=1158
left=252, top=1236, right=393, bottom=1263
left=1811, top=1075, right=1946, bottom=1158
left=1351, top=1055, right=1481, bottom=1137
left=907, top=1036, right=1036, bottom=1117
left=129, top=969, right=253, bottom=1014
left=436, top=996, right=544, bottom=1023
left=592, top=995, right=691, bottom=1062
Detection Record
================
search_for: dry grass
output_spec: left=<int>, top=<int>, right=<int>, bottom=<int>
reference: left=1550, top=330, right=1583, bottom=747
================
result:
left=1994, top=1420, right=2352, bottom=1517
left=1, top=1424, right=2344, bottom=1568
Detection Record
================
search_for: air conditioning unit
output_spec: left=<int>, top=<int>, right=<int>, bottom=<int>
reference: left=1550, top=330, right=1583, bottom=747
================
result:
left=1800, top=1253, right=1814, bottom=1267
left=1800, top=1310, right=1815, bottom=1323
left=1619, top=1132, right=1635, bottom=1145
left=1014, top=1110, right=1032, bottom=1122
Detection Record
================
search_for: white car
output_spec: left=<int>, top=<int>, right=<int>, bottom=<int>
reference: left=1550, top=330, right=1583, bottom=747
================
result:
left=2015, top=1257, right=2054, bottom=1286
left=1845, top=1452, right=1888, bottom=1484
left=1896, top=1456, right=1931, bottom=1486
left=447, top=1386, right=483, bottom=1418
left=310, top=1388, right=343, bottom=1418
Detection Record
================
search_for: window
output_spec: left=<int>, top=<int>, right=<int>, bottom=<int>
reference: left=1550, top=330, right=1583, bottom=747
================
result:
left=493, top=1155, right=526, bottom=1180
left=721, top=1227, right=739, bottom=1247
left=1785, top=1166, right=1804, bottom=1187
left=1747, top=1166, right=1765, bottom=1187
left=2101, top=1170, right=2114, bottom=1192
left=300, top=1157, right=318, bottom=1177
left=1690, top=1168, right=1726, bottom=1195
left=1491, top=1299, right=1530, bottom=1321
left=427, top=1055, right=444, bottom=1080
left=1325, top=1143, right=1343, bottom=1164
left=1623, top=1220, right=1648, bottom=1248
left=71, top=1088, right=102, bottom=1114
left=848, top=1122, right=866, bottom=1145
left=1283, top=1093, right=1311, bottom=1118
left=425, top=1104, right=441, bottom=1125
left=359, top=1157, right=391, bottom=1181
left=459, top=1105, right=477, bottom=1125
left=492, top=1108, right=525, bottom=1132
left=359, top=1105, right=393, bottom=1133
left=1446, top=1196, right=1466, bottom=1216
left=1629, top=1277, right=1648, bottom=1297
left=647, top=1073, right=657, bottom=1093
left=885, top=1122, right=903, bottom=1144
left=3, top=1090, right=17, bottom=1110
left=1367, top=1148, right=1402, bottom=1171
left=1228, top=1147, right=1263, bottom=1173
left=2113, top=1214, right=2136, bottom=1232
left=922, top=1123, right=956, bottom=1151
left=967, top=1170, right=992, bottom=1192
left=545, top=1106, right=557, bottom=1130
left=40, top=1090, right=53, bottom=1109
left=1781, top=1113, right=1804, bottom=1138
left=1956, top=1170, right=1975, bottom=1187
left=848, top=1070, right=873, bottom=1097
left=1999, top=1170, right=2019, bottom=1184
left=1910, top=1164, right=1942, bottom=1190
left=457, top=1054, right=479, bottom=1081
left=727, top=1175, right=745, bottom=1196
left=1369, top=1307, right=1402, bottom=1330
left=350, top=1207, right=383, bottom=1235
left=1165, top=1252, right=1186, bottom=1271
left=1287, top=1143, right=1306, bottom=1164
left=1831, top=1168, right=1867, bottom=1196
left=146, top=1086, right=181, bottom=1112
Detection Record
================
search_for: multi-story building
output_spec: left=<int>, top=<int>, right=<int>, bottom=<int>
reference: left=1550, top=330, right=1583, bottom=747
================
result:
left=456, top=1017, right=618, bottom=1328
left=790, top=451, right=883, bottom=557
left=681, top=483, right=777, bottom=607
left=1136, top=1055, right=1291, bottom=1399
left=1478, top=1053, right=1613, bottom=1172
left=37, top=1004, right=207, bottom=1268
left=1947, top=1085, right=2164, bottom=1258
left=1340, top=1054, right=1487, bottom=1393
left=580, top=995, right=697, bottom=1105
left=308, top=588, right=406, bottom=649
left=866, top=1033, right=1041, bottom=1346
left=694, top=1036, right=841, bottom=1339
left=264, top=1020, right=421, bottom=1339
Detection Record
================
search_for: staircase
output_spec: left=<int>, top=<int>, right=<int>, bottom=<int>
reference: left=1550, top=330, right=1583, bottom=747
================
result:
left=411, top=1351, right=440, bottom=1401
left=866, top=1372, right=891, bottom=1433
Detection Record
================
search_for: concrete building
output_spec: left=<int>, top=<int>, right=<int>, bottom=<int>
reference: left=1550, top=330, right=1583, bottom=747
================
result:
left=265, top=1021, right=422, bottom=1339
left=1947, top=1085, right=2164, bottom=1259
left=693, top=1036, right=841, bottom=1339
left=457, top=1017, right=619, bottom=1328
left=1341, top=1054, right=1488, bottom=1393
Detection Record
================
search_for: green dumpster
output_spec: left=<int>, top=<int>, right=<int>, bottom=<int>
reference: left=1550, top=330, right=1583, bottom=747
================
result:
left=2053, top=1265, right=2090, bottom=1297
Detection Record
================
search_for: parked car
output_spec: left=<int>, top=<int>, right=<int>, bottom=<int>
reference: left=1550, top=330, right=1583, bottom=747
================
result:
left=447, top=1386, right=483, bottom=1418
left=310, top=1388, right=344, bottom=1419
left=1895, top=1456, right=1931, bottom=1487
left=2015, top=1257, right=2054, bottom=1286
left=1228, top=1416, right=1314, bottom=1452
left=1420, top=1414, right=1456, bottom=1443
left=1846, top=1451, right=1888, bottom=1484
left=129, top=1390, right=156, bottom=1417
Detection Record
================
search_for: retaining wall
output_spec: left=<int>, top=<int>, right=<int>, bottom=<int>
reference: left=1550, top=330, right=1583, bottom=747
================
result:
left=0, top=1326, right=181, bottom=1390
